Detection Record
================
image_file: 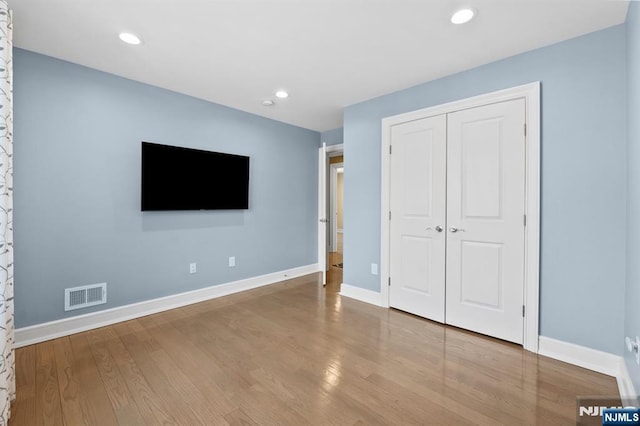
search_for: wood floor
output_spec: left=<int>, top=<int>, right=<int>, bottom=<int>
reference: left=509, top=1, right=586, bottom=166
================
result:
left=327, top=233, right=343, bottom=294
left=11, top=269, right=618, bottom=424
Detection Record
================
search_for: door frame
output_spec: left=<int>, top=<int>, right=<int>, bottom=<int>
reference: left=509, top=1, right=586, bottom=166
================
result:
left=318, top=144, right=344, bottom=277
left=380, top=82, right=541, bottom=353
left=330, top=162, right=344, bottom=252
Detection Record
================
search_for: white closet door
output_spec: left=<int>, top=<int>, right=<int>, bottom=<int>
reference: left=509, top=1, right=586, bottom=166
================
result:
left=445, top=99, right=526, bottom=344
left=389, top=115, right=447, bottom=322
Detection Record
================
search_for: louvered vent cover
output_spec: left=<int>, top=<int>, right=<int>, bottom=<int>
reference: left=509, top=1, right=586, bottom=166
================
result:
left=64, top=283, right=107, bottom=311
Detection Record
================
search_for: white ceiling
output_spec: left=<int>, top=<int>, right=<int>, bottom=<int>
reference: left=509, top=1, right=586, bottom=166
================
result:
left=8, top=0, right=629, bottom=132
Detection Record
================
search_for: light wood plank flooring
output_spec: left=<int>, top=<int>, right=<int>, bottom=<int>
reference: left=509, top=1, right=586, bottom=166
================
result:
left=327, top=232, right=343, bottom=294
left=11, top=271, right=617, bottom=425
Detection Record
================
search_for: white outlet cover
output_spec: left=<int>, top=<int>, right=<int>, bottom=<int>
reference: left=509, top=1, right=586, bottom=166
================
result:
left=626, top=336, right=635, bottom=352
left=229, top=256, right=235, bottom=267
left=625, top=336, right=640, bottom=365
left=189, top=263, right=197, bottom=274
left=371, top=263, right=378, bottom=275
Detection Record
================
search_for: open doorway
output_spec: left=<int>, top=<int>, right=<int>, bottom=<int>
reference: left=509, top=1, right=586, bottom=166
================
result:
left=327, top=153, right=343, bottom=292
left=318, top=143, right=344, bottom=292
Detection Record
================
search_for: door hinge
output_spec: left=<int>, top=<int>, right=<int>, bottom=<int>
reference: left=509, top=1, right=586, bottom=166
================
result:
left=524, top=123, right=527, bottom=137
left=522, top=305, right=525, bottom=317
left=389, top=211, right=391, bottom=220
left=389, top=145, right=392, bottom=154
left=523, top=214, right=527, bottom=226
left=388, top=277, right=391, bottom=286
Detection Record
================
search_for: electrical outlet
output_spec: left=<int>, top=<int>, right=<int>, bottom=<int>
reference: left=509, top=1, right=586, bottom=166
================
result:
left=625, top=336, right=640, bottom=365
left=189, top=263, right=197, bottom=274
left=371, top=263, right=378, bottom=275
left=229, top=256, right=235, bottom=267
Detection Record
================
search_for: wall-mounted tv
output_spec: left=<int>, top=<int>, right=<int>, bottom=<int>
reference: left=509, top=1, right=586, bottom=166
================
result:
left=141, top=142, right=250, bottom=211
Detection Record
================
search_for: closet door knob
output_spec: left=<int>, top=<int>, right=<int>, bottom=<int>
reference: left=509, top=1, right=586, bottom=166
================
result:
left=435, top=225, right=443, bottom=232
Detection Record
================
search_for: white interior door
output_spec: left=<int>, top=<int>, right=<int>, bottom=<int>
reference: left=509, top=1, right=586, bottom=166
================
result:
left=318, top=144, right=327, bottom=285
left=389, top=115, right=447, bottom=322
left=445, top=99, right=526, bottom=344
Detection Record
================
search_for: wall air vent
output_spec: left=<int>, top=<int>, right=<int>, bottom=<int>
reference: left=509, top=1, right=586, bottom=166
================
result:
left=64, top=283, right=107, bottom=311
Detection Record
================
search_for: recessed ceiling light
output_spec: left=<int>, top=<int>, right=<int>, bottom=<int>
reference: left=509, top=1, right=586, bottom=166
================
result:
left=451, top=8, right=475, bottom=25
left=275, top=90, right=289, bottom=99
left=262, top=100, right=275, bottom=107
left=119, top=32, right=142, bottom=45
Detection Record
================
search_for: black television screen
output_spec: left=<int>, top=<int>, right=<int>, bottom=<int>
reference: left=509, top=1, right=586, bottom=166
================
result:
left=141, top=142, right=250, bottom=211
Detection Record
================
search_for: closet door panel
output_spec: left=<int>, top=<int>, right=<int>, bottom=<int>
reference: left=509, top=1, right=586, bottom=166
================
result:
left=389, top=115, right=447, bottom=322
left=445, top=99, right=526, bottom=344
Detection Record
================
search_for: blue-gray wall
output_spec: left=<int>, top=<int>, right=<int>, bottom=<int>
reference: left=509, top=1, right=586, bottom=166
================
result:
left=626, top=1, right=640, bottom=394
left=321, top=128, right=343, bottom=146
left=343, top=25, right=627, bottom=355
left=14, top=49, right=320, bottom=328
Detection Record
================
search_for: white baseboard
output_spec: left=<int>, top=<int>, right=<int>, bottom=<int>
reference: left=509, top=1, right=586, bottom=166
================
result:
left=339, top=283, right=384, bottom=307
left=618, top=358, right=639, bottom=406
left=538, top=336, right=621, bottom=377
left=15, top=263, right=319, bottom=348
left=538, top=336, right=640, bottom=404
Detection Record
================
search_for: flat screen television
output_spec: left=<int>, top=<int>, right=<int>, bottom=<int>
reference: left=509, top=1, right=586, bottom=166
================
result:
left=141, top=142, right=250, bottom=211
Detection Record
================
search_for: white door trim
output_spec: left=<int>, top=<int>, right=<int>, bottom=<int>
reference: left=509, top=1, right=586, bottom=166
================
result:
left=330, top=162, right=344, bottom=252
left=325, top=144, right=344, bottom=154
left=380, top=82, right=541, bottom=353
